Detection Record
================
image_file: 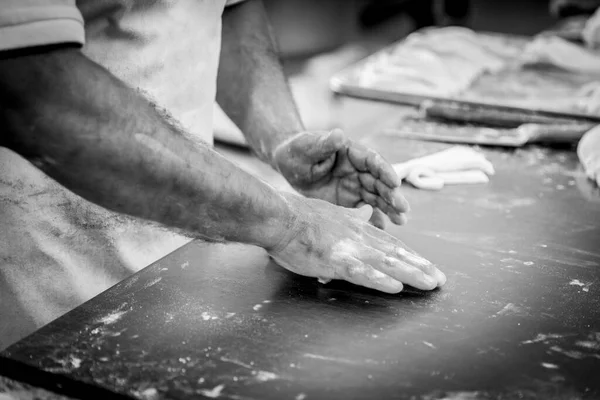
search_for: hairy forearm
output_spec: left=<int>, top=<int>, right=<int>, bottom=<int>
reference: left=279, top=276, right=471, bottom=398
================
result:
left=0, top=47, right=292, bottom=249
left=217, top=0, right=304, bottom=165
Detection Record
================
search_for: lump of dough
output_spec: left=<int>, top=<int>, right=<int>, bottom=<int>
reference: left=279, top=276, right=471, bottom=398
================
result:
left=358, top=27, right=511, bottom=97
left=360, top=49, right=464, bottom=95
left=578, top=125, right=600, bottom=186
left=414, top=26, right=521, bottom=59
left=392, top=147, right=494, bottom=190
left=520, top=35, right=600, bottom=75
left=404, top=33, right=506, bottom=73
left=395, top=146, right=495, bottom=175
left=405, top=166, right=445, bottom=190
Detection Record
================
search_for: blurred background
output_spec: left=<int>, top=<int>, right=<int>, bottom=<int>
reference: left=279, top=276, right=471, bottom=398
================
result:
left=258, top=0, right=559, bottom=132
left=216, top=0, right=600, bottom=146
left=264, top=0, right=555, bottom=60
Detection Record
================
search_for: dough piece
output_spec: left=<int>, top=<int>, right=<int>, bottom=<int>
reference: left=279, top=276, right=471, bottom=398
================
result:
left=520, top=35, right=600, bottom=75
left=360, top=27, right=510, bottom=96
left=436, top=170, right=490, bottom=185
left=404, top=32, right=505, bottom=73
left=360, top=49, right=462, bottom=95
left=415, top=26, right=521, bottom=59
left=405, top=166, right=445, bottom=190
left=393, top=147, right=494, bottom=190
left=360, top=75, right=450, bottom=95
left=577, top=124, right=600, bottom=186
left=403, top=167, right=489, bottom=190
left=394, top=146, right=495, bottom=175
left=390, top=47, right=480, bottom=90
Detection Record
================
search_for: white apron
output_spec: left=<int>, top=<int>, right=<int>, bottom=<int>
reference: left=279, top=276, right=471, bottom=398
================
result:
left=0, top=0, right=231, bottom=349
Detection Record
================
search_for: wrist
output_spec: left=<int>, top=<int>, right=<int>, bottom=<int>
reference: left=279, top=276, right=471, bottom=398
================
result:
left=268, top=130, right=307, bottom=173
left=249, top=189, right=300, bottom=252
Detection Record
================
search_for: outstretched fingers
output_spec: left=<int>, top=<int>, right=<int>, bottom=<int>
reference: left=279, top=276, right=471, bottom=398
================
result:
left=356, top=245, right=438, bottom=290
left=361, top=225, right=447, bottom=288
left=334, top=256, right=404, bottom=294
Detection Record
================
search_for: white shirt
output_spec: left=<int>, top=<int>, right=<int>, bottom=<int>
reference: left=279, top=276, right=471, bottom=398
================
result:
left=0, top=0, right=243, bottom=349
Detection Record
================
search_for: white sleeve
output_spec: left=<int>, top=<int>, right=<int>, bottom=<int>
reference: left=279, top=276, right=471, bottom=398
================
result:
left=0, top=0, right=84, bottom=51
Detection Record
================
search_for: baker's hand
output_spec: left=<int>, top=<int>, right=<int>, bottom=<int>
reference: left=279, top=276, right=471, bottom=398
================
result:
left=578, top=125, right=600, bottom=186
left=272, top=129, right=408, bottom=229
left=270, top=193, right=446, bottom=293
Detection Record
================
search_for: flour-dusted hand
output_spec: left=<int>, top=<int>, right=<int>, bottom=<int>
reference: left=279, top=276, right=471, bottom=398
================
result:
left=578, top=125, right=600, bottom=187
left=270, top=193, right=446, bottom=294
left=272, top=129, right=409, bottom=229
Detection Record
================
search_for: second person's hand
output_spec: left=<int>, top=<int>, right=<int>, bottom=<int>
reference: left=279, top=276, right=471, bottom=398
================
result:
left=272, top=129, right=409, bottom=230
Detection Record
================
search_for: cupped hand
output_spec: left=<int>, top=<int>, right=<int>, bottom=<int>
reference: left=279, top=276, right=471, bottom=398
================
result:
left=272, top=129, right=409, bottom=229
left=270, top=193, right=446, bottom=294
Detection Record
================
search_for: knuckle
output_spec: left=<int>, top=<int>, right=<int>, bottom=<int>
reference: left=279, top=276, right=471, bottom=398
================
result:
left=406, top=252, right=433, bottom=269
left=395, top=246, right=409, bottom=257
left=383, top=256, right=397, bottom=267
left=346, top=264, right=363, bottom=278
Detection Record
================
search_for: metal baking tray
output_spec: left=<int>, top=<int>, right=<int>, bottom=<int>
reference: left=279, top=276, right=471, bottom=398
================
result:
left=330, top=27, right=600, bottom=122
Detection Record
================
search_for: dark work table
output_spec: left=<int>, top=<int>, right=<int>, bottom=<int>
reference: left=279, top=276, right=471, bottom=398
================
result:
left=2, top=111, right=600, bottom=399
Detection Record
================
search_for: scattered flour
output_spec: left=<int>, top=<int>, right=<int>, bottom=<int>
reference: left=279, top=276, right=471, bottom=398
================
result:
left=198, top=384, right=225, bottom=398
left=541, top=362, right=559, bottom=369
left=422, top=341, right=437, bottom=349
left=254, top=370, right=279, bottom=382
left=138, top=388, right=159, bottom=400
left=99, top=310, right=127, bottom=325
left=201, top=312, right=219, bottom=321
left=144, top=277, right=162, bottom=289
left=70, top=356, right=82, bottom=369
left=522, top=333, right=565, bottom=344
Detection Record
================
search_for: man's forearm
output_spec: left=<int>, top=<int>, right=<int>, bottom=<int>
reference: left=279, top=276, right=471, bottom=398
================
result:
left=217, top=0, right=304, bottom=165
left=0, top=47, right=293, bottom=249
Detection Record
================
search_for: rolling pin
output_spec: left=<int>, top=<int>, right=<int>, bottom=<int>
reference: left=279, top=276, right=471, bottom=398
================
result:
left=383, top=121, right=596, bottom=147
left=420, top=99, right=600, bottom=128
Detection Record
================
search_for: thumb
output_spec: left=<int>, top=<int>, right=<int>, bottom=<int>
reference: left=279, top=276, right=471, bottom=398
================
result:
left=302, top=129, right=347, bottom=162
left=355, top=204, right=374, bottom=222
